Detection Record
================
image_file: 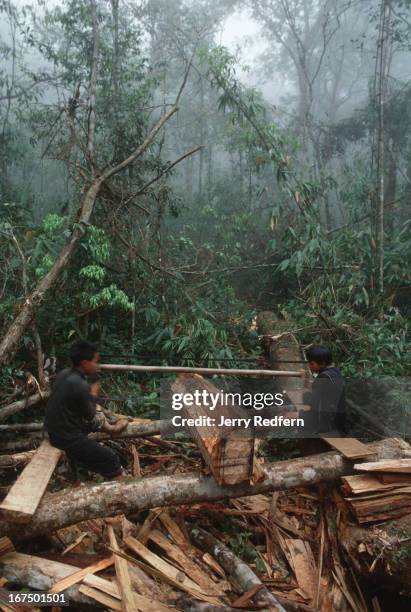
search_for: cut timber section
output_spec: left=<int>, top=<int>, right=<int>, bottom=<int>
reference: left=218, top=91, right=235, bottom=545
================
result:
left=256, top=312, right=311, bottom=412
left=171, top=373, right=255, bottom=485
left=0, top=438, right=61, bottom=523
left=322, top=437, right=376, bottom=460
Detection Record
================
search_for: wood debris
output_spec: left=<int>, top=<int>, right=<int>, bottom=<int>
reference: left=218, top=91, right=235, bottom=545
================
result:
left=0, top=392, right=410, bottom=611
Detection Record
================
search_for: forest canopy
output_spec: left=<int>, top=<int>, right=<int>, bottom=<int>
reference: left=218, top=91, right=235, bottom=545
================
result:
left=0, top=0, right=410, bottom=390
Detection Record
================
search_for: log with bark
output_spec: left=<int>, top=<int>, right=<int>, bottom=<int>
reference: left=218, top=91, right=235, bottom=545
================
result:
left=0, top=419, right=172, bottom=453
left=0, top=391, right=50, bottom=422
left=256, top=311, right=310, bottom=411
left=189, top=526, right=286, bottom=611
left=0, top=438, right=408, bottom=541
left=0, top=552, right=96, bottom=605
left=0, top=450, right=36, bottom=469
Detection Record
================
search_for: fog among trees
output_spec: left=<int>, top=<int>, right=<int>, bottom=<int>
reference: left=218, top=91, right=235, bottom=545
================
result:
left=1, top=0, right=410, bottom=380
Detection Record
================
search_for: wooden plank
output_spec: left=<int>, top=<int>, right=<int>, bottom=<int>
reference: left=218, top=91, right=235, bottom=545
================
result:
left=0, top=439, right=61, bottom=523
left=83, top=572, right=120, bottom=599
left=285, top=539, right=317, bottom=602
left=79, top=584, right=121, bottom=611
left=322, top=437, right=376, bottom=460
left=378, top=473, right=411, bottom=484
left=49, top=556, right=114, bottom=593
left=354, top=459, right=411, bottom=474
left=171, top=374, right=255, bottom=485
left=345, top=487, right=411, bottom=501
left=107, top=526, right=136, bottom=612
left=342, top=474, right=410, bottom=494
left=124, top=536, right=220, bottom=604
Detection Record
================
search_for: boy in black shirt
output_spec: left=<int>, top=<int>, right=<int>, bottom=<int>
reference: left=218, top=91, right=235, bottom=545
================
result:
left=45, top=340, right=127, bottom=480
left=303, top=345, right=347, bottom=437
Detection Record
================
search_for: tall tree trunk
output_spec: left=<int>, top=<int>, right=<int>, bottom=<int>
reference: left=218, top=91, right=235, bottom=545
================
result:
left=375, top=0, right=392, bottom=294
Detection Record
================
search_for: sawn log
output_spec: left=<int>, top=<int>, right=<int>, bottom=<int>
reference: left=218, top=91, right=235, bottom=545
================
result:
left=171, top=374, right=255, bottom=485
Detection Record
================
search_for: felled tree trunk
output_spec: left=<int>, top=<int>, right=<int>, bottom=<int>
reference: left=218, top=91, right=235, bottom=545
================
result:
left=256, top=311, right=310, bottom=409
left=0, top=391, right=50, bottom=422
left=0, top=438, right=408, bottom=541
left=190, top=527, right=286, bottom=612
left=0, top=434, right=44, bottom=453
left=340, top=514, right=411, bottom=596
left=0, top=552, right=95, bottom=605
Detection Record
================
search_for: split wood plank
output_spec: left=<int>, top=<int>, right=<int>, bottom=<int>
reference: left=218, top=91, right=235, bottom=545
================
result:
left=342, top=474, right=411, bottom=495
left=354, top=459, right=411, bottom=474
left=49, top=556, right=114, bottom=593
left=158, top=510, right=189, bottom=551
left=285, top=539, right=317, bottom=602
left=83, top=573, right=120, bottom=599
left=378, top=473, right=411, bottom=484
left=79, top=584, right=121, bottom=611
left=107, top=526, right=136, bottom=612
left=322, top=437, right=376, bottom=460
left=148, top=529, right=223, bottom=596
left=136, top=508, right=162, bottom=544
left=171, top=374, right=254, bottom=485
left=0, top=439, right=61, bottom=523
left=124, top=535, right=220, bottom=604
left=345, top=487, right=411, bottom=501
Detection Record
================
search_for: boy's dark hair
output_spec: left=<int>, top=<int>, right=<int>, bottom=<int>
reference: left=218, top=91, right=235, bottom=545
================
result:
left=70, top=340, right=98, bottom=366
left=306, top=345, right=332, bottom=365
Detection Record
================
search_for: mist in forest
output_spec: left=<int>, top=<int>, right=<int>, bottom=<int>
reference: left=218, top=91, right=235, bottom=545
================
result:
left=0, top=0, right=410, bottom=381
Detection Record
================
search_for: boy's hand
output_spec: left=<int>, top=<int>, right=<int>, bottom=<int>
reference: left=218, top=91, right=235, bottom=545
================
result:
left=90, top=382, right=100, bottom=398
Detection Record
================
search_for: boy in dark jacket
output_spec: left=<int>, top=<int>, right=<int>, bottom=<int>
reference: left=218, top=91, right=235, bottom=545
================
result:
left=303, top=345, right=347, bottom=437
left=45, top=340, right=127, bottom=480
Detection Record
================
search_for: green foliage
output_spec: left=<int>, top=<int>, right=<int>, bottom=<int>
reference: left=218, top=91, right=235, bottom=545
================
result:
left=229, top=532, right=266, bottom=574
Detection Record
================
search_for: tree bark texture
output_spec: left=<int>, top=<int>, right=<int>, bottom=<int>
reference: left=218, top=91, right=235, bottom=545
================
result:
left=0, top=438, right=408, bottom=541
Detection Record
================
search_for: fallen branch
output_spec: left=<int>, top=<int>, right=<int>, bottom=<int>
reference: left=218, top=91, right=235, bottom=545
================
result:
left=189, top=526, right=286, bottom=611
left=0, top=419, right=172, bottom=451
left=0, top=438, right=408, bottom=541
left=0, top=391, right=50, bottom=422
left=0, top=450, right=36, bottom=469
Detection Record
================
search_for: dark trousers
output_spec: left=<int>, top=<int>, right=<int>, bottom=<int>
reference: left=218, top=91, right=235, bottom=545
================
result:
left=60, top=436, right=122, bottom=478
